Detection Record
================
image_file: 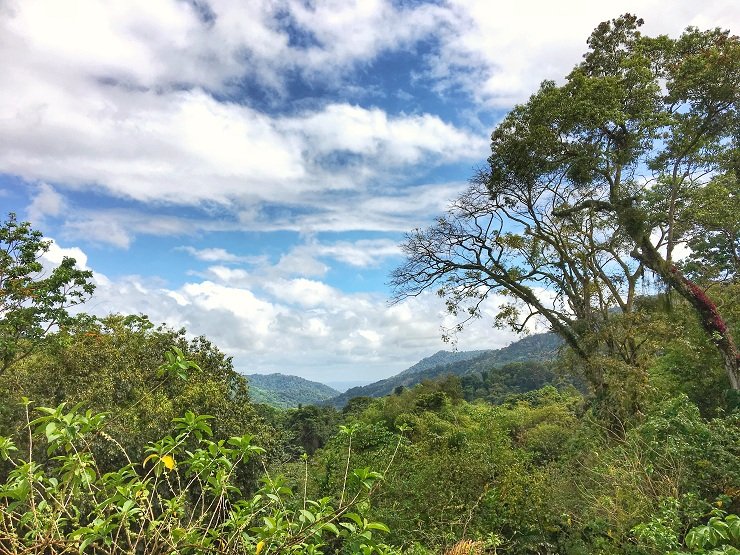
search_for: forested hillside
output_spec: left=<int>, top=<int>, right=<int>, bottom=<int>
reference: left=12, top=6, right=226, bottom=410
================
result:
left=395, top=348, right=493, bottom=377
left=247, top=373, right=340, bottom=407
left=0, top=15, right=738, bottom=555
left=325, top=332, right=563, bottom=407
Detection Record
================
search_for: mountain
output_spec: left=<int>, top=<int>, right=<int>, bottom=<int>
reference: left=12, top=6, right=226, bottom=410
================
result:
left=323, top=332, right=563, bottom=408
left=247, top=373, right=340, bottom=408
left=396, top=349, right=492, bottom=377
left=324, top=380, right=374, bottom=392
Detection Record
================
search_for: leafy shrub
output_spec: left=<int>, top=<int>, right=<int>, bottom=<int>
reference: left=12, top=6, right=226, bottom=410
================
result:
left=0, top=349, right=399, bottom=555
left=0, top=400, right=399, bottom=555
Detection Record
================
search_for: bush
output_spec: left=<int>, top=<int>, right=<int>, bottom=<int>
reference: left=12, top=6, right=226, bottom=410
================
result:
left=0, top=401, right=399, bottom=555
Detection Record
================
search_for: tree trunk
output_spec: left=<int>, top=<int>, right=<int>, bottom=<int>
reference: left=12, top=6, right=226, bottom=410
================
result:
left=632, top=239, right=740, bottom=390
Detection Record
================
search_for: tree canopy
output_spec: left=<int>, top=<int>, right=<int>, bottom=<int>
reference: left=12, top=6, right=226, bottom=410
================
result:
left=0, top=213, right=95, bottom=375
left=393, top=15, right=740, bottom=391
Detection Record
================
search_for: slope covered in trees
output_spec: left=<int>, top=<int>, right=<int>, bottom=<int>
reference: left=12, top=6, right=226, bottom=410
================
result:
left=325, top=332, right=563, bottom=407
left=247, top=373, right=340, bottom=408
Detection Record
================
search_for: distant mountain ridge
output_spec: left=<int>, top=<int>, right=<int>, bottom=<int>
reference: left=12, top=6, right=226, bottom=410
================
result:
left=324, top=332, right=563, bottom=408
left=324, top=380, right=373, bottom=392
left=247, top=373, right=339, bottom=408
left=397, top=349, right=492, bottom=377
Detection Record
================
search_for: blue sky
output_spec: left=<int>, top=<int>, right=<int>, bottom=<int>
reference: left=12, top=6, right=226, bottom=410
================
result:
left=1, top=0, right=738, bottom=383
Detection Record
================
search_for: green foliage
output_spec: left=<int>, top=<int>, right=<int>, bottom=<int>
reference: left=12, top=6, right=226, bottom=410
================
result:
left=0, top=213, right=94, bottom=374
left=326, top=333, right=563, bottom=409
left=303, top=385, right=582, bottom=551
left=294, top=378, right=738, bottom=555
left=546, top=395, right=740, bottom=555
left=646, top=302, right=731, bottom=415
left=0, top=314, right=279, bottom=491
left=679, top=175, right=740, bottom=284
left=669, top=508, right=740, bottom=555
left=285, top=405, right=342, bottom=456
left=459, top=360, right=581, bottom=404
left=684, top=513, right=740, bottom=553
left=247, top=374, right=340, bottom=409
left=0, top=402, right=399, bottom=555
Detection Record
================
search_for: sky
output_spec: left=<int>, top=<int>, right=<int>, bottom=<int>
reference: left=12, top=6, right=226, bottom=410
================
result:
left=1, top=0, right=738, bottom=384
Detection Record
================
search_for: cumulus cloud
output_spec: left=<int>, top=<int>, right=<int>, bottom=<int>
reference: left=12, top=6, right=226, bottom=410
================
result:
left=177, top=246, right=265, bottom=265
left=2, top=0, right=280, bottom=93
left=284, top=104, right=483, bottom=166
left=137, top=275, right=523, bottom=381
left=2, top=0, right=444, bottom=94
left=41, top=239, right=90, bottom=270
left=27, top=183, right=65, bottom=223
left=285, top=0, right=445, bottom=77
left=4, top=0, right=733, bottom=244
left=0, top=0, right=483, bottom=219
left=428, top=0, right=740, bottom=106
left=39, top=238, right=522, bottom=382
left=0, top=86, right=482, bottom=209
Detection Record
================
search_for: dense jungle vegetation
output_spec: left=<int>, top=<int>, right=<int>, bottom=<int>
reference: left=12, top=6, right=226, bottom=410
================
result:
left=1, top=14, right=739, bottom=555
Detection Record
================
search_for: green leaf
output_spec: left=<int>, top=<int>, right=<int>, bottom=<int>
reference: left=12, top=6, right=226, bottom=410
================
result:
left=322, top=523, right=340, bottom=536
left=298, top=509, right=316, bottom=524
left=366, top=522, right=390, bottom=533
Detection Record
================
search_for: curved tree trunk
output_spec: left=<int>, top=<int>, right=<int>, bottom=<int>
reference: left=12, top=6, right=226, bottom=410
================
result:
left=631, top=238, right=740, bottom=390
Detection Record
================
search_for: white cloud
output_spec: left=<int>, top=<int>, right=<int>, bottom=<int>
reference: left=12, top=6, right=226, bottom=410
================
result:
left=65, top=218, right=133, bottom=249
left=56, top=208, right=228, bottom=249
left=4, top=0, right=733, bottom=245
left=273, top=251, right=330, bottom=278
left=313, top=238, right=401, bottom=267
left=428, top=0, right=740, bottom=107
left=286, top=0, right=444, bottom=77
left=42, top=239, right=521, bottom=382
left=34, top=179, right=465, bottom=250
left=68, top=195, right=429, bottom=258
left=205, top=266, right=253, bottom=286
left=188, top=236, right=401, bottom=286
left=2, top=0, right=278, bottom=92
left=235, top=181, right=470, bottom=234
left=178, top=246, right=264, bottom=264
left=0, top=0, right=483, bottom=221
left=0, top=83, right=481, bottom=210
left=27, top=183, right=65, bottom=223
left=41, top=239, right=90, bottom=270
left=283, top=104, right=484, bottom=166
left=0, top=0, right=446, bottom=95
left=264, top=278, right=338, bottom=308
left=181, top=281, right=279, bottom=336
left=264, top=238, right=402, bottom=278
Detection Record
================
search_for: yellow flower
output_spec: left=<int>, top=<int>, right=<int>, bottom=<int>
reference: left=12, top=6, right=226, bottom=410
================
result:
left=143, top=453, right=176, bottom=471
left=160, top=454, right=176, bottom=471
left=256, top=540, right=265, bottom=555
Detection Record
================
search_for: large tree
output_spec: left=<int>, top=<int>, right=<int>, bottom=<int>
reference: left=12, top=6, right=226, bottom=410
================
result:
left=391, top=177, right=646, bottom=397
left=0, top=313, right=279, bottom=487
left=0, top=213, right=95, bottom=375
left=393, top=15, right=739, bottom=390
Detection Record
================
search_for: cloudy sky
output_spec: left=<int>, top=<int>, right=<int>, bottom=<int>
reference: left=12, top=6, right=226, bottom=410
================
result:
left=1, top=0, right=738, bottom=384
